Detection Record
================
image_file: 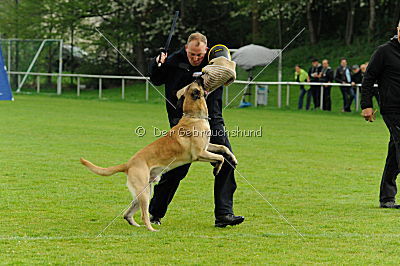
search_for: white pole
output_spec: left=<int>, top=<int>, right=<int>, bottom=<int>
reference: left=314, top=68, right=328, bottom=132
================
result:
left=255, top=85, right=258, bottom=107
left=145, top=79, right=149, bottom=101
left=7, top=40, right=11, bottom=85
left=278, top=84, right=282, bottom=108
left=121, top=79, right=125, bottom=99
left=278, top=50, right=282, bottom=104
left=286, top=84, right=290, bottom=107
left=99, top=78, right=102, bottom=98
left=17, top=40, right=47, bottom=92
left=356, top=86, right=360, bottom=112
left=57, top=39, right=63, bottom=95
left=77, top=77, right=80, bottom=96
left=36, top=76, right=40, bottom=93
left=320, top=85, right=324, bottom=110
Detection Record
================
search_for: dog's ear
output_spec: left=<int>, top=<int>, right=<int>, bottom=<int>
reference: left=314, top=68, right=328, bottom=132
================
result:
left=177, top=95, right=185, bottom=109
left=176, top=85, right=189, bottom=100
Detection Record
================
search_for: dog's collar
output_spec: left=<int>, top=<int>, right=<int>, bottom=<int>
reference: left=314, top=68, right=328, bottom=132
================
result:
left=182, top=113, right=210, bottom=120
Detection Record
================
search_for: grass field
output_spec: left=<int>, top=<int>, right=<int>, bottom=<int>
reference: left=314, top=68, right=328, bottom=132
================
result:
left=1, top=94, right=400, bottom=264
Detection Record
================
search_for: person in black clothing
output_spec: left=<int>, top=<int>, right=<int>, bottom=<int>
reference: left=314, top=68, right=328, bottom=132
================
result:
left=335, top=58, right=354, bottom=112
left=148, top=32, right=244, bottom=226
left=350, top=64, right=363, bottom=107
left=361, top=22, right=400, bottom=209
left=319, top=59, right=334, bottom=111
left=308, top=58, right=322, bottom=109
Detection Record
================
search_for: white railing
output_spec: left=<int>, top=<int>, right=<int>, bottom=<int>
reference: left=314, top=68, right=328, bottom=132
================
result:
left=8, top=71, right=368, bottom=111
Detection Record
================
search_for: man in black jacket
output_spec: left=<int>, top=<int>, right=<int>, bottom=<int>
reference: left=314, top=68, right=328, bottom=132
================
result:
left=361, top=22, right=400, bottom=208
left=148, top=32, right=244, bottom=226
left=335, top=58, right=354, bottom=112
left=308, top=58, right=322, bottom=109
left=319, top=59, right=334, bottom=111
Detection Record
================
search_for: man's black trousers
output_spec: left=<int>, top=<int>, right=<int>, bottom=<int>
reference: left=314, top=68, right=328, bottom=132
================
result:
left=149, top=121, right=237, bottom=218
left=310, top=85, right=320, bottom=109
left=380, top=114, right=400, bottom=203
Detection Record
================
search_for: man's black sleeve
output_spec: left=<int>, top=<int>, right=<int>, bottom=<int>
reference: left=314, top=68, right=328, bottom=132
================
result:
left=334, top=67, right=343, bottom=83
left=148, top=57, right=168, bottom=86
left=328, top=69, right=334, bottom=82
left=361, top=48, right=384, bottom=109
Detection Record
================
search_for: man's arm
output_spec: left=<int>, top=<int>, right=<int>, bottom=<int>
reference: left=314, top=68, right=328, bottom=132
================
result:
left=148, top=52, right=168, bottom=86
left=361, top=47, right=384, bottom=121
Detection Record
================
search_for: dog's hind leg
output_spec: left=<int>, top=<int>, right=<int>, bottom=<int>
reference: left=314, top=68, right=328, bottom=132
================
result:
left=127, top=167, right=157, bottom=232
left=137, top=185, right=156, bottom=231
left=124, top=181, right=141, bottom=227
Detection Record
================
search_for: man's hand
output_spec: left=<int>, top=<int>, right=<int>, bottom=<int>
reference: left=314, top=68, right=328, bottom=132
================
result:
left=362, top=107, right=375, bottom=122
left=156, top=52, right=168, bottom=67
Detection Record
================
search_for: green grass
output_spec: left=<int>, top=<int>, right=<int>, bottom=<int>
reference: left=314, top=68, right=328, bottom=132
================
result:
left=1, top=94, right=399, bottom=264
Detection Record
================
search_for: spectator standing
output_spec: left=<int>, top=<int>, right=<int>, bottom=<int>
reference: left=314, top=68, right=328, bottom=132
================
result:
left=351, top=64, right=363, bottom=107
left=335, top=58, right=354, bottom=112
left=308, top=58, right=323, bottom=109
left=295, top=65, right=311, bottom=110
left=319, top=59, right=334, bottom=111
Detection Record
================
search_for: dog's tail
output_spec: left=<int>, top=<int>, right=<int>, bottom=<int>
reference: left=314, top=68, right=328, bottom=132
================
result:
left=80, top=158, right=127, bottom=176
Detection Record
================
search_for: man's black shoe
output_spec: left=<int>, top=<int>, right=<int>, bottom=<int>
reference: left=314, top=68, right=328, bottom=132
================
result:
left=150, top=215, right=161, bottom=225
left=380, top=201, right=400, bottom=209
left=215, top=214, right=244, bottom=228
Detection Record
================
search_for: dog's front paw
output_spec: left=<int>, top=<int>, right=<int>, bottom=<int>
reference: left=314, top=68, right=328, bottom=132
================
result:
left=226, top=152, right=238, bottom=166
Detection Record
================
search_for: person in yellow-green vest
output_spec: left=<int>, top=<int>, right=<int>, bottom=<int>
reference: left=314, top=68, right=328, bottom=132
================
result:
left=295, top=65, right=311, bottom=110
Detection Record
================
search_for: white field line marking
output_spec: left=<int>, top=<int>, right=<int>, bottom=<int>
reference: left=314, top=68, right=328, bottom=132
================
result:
left=2, top=232, right=400, bottom=241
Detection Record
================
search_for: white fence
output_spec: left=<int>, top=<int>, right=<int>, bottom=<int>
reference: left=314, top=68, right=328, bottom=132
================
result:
left=8, top=71, right=366, bottom=111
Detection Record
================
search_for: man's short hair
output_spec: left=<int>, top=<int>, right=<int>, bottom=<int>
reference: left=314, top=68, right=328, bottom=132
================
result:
left=340, top=57, right=347, bottom=62
left=311, top=58, right=319, bottom=62
left=187, top=32, right=207, bottom=46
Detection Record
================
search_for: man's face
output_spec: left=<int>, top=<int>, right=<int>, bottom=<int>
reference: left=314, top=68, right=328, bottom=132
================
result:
left=312, top=61, right=318, bottom=67
left=322, top=60, right=329, bottom=68
left=185, top=41, right=207, bottom=66
left=341, top=60, right=347, bottom=67
left=295, top=66, right=301, bottom=73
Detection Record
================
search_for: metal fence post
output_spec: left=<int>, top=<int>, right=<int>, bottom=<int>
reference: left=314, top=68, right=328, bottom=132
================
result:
left=255, top=85, right=258, bottom=107
left=77, top=77, right=80, bottom=96
left=145, top=79, right=149, bottom=101
left=278, top=83, right=282, bottom=108
left=320, top=85, right=324, bottom=110
left=57, top=39, right=63, bottom=95
left=7, top=40, right=11, bottom=85
left=99, top=78, right=102, bottom=99
left=36, top=76, right=40, bottom=93
left=121, top=79, right=125, bottom=99
left=17, top=74, right=20, bottom=89
left=356, top=86, right=360, bottom=112
left=286, top=84, right=290, bottom=107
